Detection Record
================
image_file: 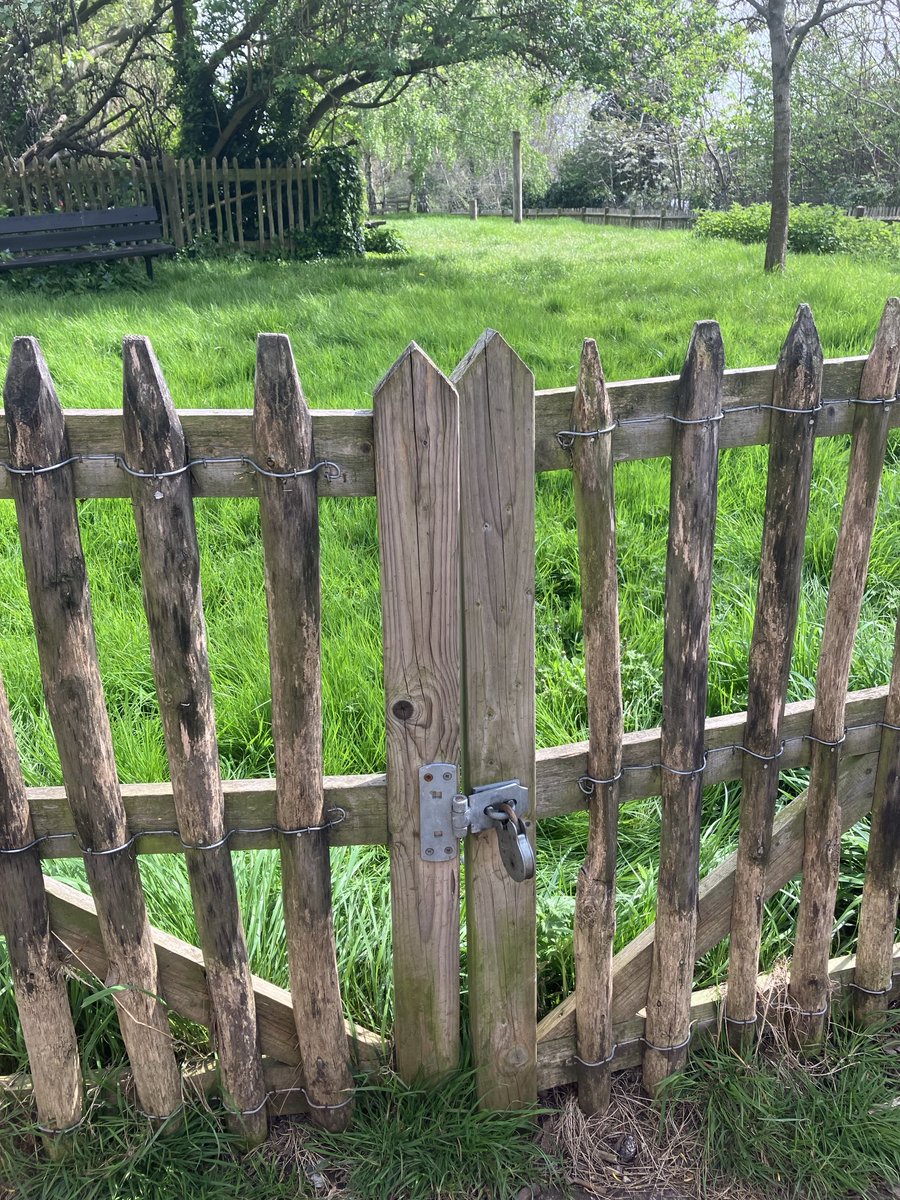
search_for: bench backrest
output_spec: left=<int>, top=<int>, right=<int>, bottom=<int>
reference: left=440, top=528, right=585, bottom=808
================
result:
left=0, top=207, right=163, bottom=253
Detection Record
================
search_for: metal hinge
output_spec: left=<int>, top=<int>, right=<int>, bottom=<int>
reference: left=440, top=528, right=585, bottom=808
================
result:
left=418, top=764, right=534, bottom=882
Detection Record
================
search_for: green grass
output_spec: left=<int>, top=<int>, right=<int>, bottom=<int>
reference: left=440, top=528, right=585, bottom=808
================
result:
left=661, top=1009, right=900, bottom=1200
left=1, top=218, right=898, bottom=1129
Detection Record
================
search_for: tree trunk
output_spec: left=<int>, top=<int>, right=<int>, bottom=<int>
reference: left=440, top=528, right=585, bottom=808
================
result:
left=765, top=17, right=792, bottom=272
left=364, top=152, right=378, bottom=214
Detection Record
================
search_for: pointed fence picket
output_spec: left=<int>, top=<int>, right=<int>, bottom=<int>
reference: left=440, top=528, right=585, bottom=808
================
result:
left=1, top=301, right=899, bottom=1152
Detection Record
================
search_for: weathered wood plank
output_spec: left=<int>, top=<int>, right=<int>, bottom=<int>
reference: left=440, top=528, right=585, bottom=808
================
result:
left=455, top=330, right=537, bottom=1108
left=0, top=357, right=887, bottom=502
left=537, top=753, right=879, bottom=1047
left=726, top=305, right=822, bottom=1049
left=255, top=158, right=265, bottom=253
left=233, top=158, right=244, bottom=250
left=374, top=343, right=461, bottom=1080
left=122, top=337, right=267, bottom=1143
left=790, top=297, right=900, bottom=1045
left=0, top=672, right=82, bottom=1151
left=855, top=609, right=900, bottom=1021
left=254, top=334, right=354, bottom=1128
left=536, top=938, right=900, bottom=1090
left=643, top=321, right=723, bottom=1095
left=22, top=685, right=892, bottom=855
left=3, top=338, right=182, bottom=1121
left=570, top=340, right=622, bottom=1114
left=41, top=873, right=384, bottom=1070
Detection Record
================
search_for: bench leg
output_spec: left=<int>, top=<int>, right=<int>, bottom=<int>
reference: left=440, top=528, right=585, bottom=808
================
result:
left=145, top=256, right=154, bottom=281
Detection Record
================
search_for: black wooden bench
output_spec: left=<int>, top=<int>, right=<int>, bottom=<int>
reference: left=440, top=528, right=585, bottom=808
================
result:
left=0, top=206, right=175, bottom=279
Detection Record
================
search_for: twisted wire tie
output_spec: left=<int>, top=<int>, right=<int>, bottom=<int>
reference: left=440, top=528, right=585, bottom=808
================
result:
left=848, top=972, right=900, bottom=997
left=0, top=808, right=346, bottom=858
left=573, top=1045, right=618, bottom=1068
left=1, top=454, right=342, bottom=483
left=641, top=1025, right=694, bottom=1054
left=573, top=720, right=898, bottom=797
left=33, top=1080, right=356, bottom=1134
left=555, top=398, right=840, bottom=449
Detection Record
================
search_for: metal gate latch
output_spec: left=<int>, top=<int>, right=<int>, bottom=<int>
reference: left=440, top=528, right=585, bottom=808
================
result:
left=418, top=764, right=535, bottom=882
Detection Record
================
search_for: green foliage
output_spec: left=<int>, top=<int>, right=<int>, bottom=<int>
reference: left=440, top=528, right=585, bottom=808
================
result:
left=662, top=1013, right=900, bottom=1199
left=544, top=109, right=672, bottom=207
left=696, top=202, right=900, bottom=258
left=304, top=1066, right=559, bottom=1200
left=293, top=147, right=364, bottom=258
left=0, top=257, right=151, bottom=296
left=363, top=223, right=407, bottom=253
left=1, top=218, right=899, bottom=1045
left=0, top=1102, right=302, bottom=1200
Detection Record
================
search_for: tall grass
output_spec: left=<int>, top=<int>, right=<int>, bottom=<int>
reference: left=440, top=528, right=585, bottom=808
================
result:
left=1, top=218, right=897, bottom=1074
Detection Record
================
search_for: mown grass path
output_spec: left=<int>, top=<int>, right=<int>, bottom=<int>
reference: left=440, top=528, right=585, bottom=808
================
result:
left=1, top=218, right=897, bottom=1046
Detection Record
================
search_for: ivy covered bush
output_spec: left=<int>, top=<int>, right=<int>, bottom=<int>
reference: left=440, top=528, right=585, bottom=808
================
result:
left=696, top=202, right=900, bottom=258
left=293, top=145, right=365, bottom=259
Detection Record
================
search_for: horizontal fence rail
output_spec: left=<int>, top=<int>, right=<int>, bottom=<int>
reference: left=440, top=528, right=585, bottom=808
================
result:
left=0, top=156, right=324, bottom=252
left=2, top=300, right=900, bottom=1146
left=15, top=684, right=894, bottom=855
left=0, top=357, right=894, bottom=501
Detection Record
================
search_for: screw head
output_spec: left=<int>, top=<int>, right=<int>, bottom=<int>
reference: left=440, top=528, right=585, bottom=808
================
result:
left=425, top=847, right=434, bottom=856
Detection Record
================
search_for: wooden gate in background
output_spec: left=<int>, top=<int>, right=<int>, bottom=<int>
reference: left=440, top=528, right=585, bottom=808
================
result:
left=1, top=300, right=900, bottom=1152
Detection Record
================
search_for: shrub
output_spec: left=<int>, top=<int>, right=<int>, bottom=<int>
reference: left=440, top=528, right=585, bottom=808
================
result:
left=363, top=223, right=407, bottom=254
left=695, top=201, right=900, bottom=258
left=292, top=145, right=364, bottom=260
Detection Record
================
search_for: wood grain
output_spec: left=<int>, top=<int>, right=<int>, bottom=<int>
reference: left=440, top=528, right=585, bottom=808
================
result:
left=22, top=685, right=892, bottom=856
left=0, top=671, right=82, bottom=1151
left=254, top=334, right=354, bottom=1128
left=0, top=358, right=884, bottom=502
left=854, top=606, right=900, bottom=1021
left=42, top=873, right=384, bottom=1071
left=643, top=322, right=723, bottom=1095
left=537, top=934, right=899, bottom=1090
left=570, top=340, right=622, bottom=1113
left=790, top=297, right=900, bottom=1045
left=454, top=330, right=537, bottom=1108
left=726, top=305, right=822, bottom=1048
left=374, top=343, right=461, bottom=1080
left=122, top=336, right=267, bottom=1143
left=3, top=337, right=181, bottom=1121
left=537, top=753, right=879, bottom=1047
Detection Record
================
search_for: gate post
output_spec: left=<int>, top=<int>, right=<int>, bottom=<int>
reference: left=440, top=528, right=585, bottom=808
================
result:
left=375, top=343, right=462, bottom=1081
left=453, top=330, right=537, bottom=1107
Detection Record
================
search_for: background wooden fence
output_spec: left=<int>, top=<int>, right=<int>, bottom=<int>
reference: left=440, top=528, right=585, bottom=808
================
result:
left=0, top=156, right=324, bottom=252
left=1, top=304, right=900, bottom=1151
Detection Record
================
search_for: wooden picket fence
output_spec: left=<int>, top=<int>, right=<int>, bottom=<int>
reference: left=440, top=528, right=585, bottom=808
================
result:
left=522, top=205, right=696, bottom=229
left=0, top=156, right=324, bottom=252
left=1, top=301, right=900, bottom=1153
left=851, top=204, right=900, bottom=222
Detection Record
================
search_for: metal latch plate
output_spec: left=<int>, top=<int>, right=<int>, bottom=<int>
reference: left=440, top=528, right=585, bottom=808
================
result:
left=418, top=762, right=460, bottom=862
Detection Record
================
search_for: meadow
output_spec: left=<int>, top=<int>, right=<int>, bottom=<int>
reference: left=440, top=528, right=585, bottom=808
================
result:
left=1, top=215, right=898, bottom=1066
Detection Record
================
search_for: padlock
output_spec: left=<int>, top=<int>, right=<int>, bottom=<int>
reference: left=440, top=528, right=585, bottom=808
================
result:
left=491, top=802, right=535, bottom=883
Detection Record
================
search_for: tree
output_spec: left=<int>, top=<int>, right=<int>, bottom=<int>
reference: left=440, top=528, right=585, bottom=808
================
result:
left=0, top=0, right=172, bottom=161
left=746, top=0, right=891, bottom=270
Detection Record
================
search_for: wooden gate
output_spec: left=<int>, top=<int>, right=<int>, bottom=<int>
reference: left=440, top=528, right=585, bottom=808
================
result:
left=2, top=301, right=900, bottom=1152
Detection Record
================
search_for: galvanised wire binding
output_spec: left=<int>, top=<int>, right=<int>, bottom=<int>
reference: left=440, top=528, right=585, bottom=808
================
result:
left=576, top=718, right=900, bottom=796
left=555, top=392, right=898, bottom=449
left=0, top=809, right=346, bottom=857
left=575, top=968, right=900, bottom=1061
left=30, top=1080, right=356, bottom=1134
left=0, top=453, right=342, bottom=483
